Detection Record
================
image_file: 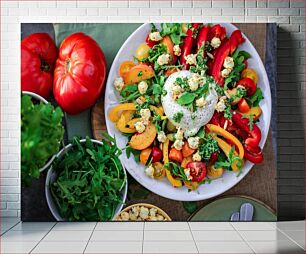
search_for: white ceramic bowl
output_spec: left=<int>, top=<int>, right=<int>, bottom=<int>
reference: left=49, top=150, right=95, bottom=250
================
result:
left=45, top=139, right=128, bottom=221
left=104, top=23, right=271, bottom=201
left=22, top=91, right=55, bottom=173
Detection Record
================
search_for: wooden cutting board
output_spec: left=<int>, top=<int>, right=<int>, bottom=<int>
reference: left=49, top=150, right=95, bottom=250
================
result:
left=91, top=23, right=277, bottom=220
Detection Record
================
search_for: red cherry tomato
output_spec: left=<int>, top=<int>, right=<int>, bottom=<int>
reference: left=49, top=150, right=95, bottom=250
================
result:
left=209, top=152, right=219, bottom=164
left=237, top=78, right=257, bottom=96
left=169, top=148, right=183, bottom=163
left=152, top=146, right=163, bottom=163
left=21, top=33, right=58, bottom=98
left=186, top=162, right=207, bottom=182
left=238, top=98, right=251, bottom=113
left=53, top=32, right=106, bottom=114
left=145, top=34, right=157, bottom=48
left=244, top=145, right=263, bottom=164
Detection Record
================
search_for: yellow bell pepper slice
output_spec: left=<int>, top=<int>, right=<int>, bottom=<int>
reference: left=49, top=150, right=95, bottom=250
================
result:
left=184, top=181, right=199, bottom=190
left=115, top=113, right=136, bottom=134
left=109, top=103, right=136, bottom=122
left=150, top=105, right=163, bottom=116
left=213, top=136, right=243, bottom=172
left=163, top=139, right=182, bottom=187
left=240, top=106, right=262, bottom=121
left=206, top=124, right=244, bottom=159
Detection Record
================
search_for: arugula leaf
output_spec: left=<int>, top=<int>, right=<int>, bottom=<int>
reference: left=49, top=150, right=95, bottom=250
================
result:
left=160, top=23, right=186, bottom=45
left=50, top=136, right=126, bottom=221
left=164, top=162, right=188, bottom=181
left=177, top=92, right=197, bottom=105
left=242, top=114, right=255, bottom=131
left=215, top=147, right=243, bottom=172
left=120, top=84, right=138, bottom=98
left=248, top=88, right=264, bottom=107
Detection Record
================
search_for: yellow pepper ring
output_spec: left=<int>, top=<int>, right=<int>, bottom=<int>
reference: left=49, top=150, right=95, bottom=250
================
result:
left=206, top=124, right=244, bottom=160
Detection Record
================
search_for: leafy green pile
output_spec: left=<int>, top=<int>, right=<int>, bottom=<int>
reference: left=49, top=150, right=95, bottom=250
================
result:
left=21, top=95, right=64, bottom=186
left=50, top=136, right=126, bottom=221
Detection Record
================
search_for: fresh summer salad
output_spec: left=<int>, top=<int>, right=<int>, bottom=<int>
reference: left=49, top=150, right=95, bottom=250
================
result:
left=109, top=23, right=265, bottom=191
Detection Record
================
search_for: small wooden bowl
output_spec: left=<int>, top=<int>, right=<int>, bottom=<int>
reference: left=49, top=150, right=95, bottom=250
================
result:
left=115, top=203, right=172, bottom=221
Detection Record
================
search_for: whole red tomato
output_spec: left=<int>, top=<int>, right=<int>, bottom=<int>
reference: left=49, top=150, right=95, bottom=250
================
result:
left=53, top=32, right=106, bottom=115
left=21, top=33, right=58, bottom=98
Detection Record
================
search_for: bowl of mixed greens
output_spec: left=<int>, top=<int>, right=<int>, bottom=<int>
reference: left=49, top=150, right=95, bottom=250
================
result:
left=45, top=136, right=128, bottom=221
left=21, top=92, right=64, bottom=186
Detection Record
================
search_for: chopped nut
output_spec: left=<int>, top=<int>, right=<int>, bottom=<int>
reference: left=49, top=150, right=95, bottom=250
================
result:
left=211, top=37, right=221, bottom=49
left=173, top=44, right=181, bottom=56
left=157, top=54, right=170, bottom=66
left=114, top=77, right=125, bottom=91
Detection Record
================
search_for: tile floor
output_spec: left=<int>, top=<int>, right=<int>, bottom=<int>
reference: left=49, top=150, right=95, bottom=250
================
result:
left=0, top=218, right=304, bottom=253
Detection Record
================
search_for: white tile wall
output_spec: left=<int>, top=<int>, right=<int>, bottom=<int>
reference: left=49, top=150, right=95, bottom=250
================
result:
left=0, top=0, right=305, bottom=218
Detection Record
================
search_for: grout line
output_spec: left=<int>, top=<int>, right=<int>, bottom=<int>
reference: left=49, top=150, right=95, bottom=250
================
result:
left=83, top=222, right=98, bottom=254
left=0, top=220, right=21, bottom=236
left=230, top=225, right=256, bottom=254
left=187, top=222, right=200, bottom=254
left=142, top=222, right=145, bottom=253
left=29, top=222, right=58, bottom=254
left=276, top=227, right=305, bottom=251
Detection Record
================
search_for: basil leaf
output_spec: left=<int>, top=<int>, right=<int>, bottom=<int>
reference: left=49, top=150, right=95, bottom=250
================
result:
left=177, top=92, right=197, bottom=105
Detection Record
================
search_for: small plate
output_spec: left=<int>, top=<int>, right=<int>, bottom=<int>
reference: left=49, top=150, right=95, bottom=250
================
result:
left=189, top=195, right=277, bottom=221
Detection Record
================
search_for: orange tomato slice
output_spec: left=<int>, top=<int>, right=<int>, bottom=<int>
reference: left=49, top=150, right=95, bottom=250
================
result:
left=119, top=61, right=135, bottom=78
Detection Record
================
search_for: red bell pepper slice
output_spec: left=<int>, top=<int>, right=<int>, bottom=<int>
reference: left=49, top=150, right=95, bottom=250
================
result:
left=232, top=112, right=262, bottom=148
left=197, top=25, right=210, bottom=52
left=210, top=30, right=245, bottom=86
left=180, top=23, right=200, bottom=69
left=207, top=24, right=226, bottom=41
left=244, top=144, right=263, bottom=164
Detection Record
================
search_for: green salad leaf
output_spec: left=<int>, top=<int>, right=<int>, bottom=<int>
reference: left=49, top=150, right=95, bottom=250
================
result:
left=160, top=23, right=186, bottom=45
left=21, top=95, right=64, bottom=186
left=50, top=136, right=126, bottom=221
left=248, top=88, right=264, bottom=107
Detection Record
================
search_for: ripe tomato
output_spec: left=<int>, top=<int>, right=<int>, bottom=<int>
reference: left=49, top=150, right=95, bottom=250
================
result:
left=182, top=142, right=195, bottom=158
left=54, top=33, right=106, bottom=115
left=145, top=34, right=157, bottom=48
left=237, top=78, right=257, bottom=96
left=21, top=33, right=58, bottom=98
left=152, top=146, right=163, bottom=163
left=238, top=98, right=251, bottom=113
left=186, top=162, right=207, bottom=182
left=169, top=148, right=183, bottom=163
left=241, top=68, right=258, bottom=83
left=119, top=61, right=135, bottom=78
left=135, top=43, right=150, bottom=61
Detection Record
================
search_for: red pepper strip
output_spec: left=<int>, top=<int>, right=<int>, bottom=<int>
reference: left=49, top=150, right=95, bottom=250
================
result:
left=210, top=30, right=245, bottom=86
left=145, top=34, right=157, bottom=48
left=232, top=112, right=262, bottom=148
left=180, top=23, right=200, bottom=69
left=244, top=144, right=263, bottom=164
left=207, top=24, right=226, bottom=41
left=197, top=25, right=210, bottom=52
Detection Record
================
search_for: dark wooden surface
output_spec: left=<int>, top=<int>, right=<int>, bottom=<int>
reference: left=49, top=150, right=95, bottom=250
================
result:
left=91, top=23, right=277, bottom=221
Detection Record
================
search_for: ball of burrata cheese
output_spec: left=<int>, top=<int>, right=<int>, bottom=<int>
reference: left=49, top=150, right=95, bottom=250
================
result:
left=161, top=70, right=218, bottom=137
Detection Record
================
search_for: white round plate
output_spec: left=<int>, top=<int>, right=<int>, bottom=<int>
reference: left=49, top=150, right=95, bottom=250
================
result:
left=104, top=23, right=271, bottom=201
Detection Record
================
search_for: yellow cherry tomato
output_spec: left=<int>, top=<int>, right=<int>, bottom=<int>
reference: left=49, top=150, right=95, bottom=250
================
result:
left=135, top=43, right=150, bottom=61
left=241, top=68, right=258, bottom=84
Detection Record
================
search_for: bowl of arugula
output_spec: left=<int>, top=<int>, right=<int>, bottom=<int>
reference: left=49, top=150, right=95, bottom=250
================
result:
left=45, top=135, right=128, bottom=221
left=21, top=91, right=64, bottom=186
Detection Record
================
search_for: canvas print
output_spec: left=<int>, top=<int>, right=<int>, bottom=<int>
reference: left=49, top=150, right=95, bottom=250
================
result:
left=21, top=23, right=277, bottom=222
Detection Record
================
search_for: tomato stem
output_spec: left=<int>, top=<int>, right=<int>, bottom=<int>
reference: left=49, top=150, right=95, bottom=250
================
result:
left=40, top=56, right=50, bottom=72
left=65, top=59, right=71, bottom=73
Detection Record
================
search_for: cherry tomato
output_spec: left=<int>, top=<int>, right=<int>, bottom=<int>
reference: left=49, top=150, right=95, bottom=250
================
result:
left=186, top=162, right=207, bottom=182
left=238, top=98, right=251, bottom=113
left=152, top=146, right=163, bottom=163
left=145, top=34, right=157, bottom=48
left=209, top=152, right=219, bottom=164
left=237, top=78, right=257, bottom=96
left=169, top=148, right=183, bottom=163
left=182, top=142, right=195, bottom=158
left=241, top=68, right=258, bottom=84
left=135, top=43, right=150, bottom=61
left=119, top=61, right=135, bottom=78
